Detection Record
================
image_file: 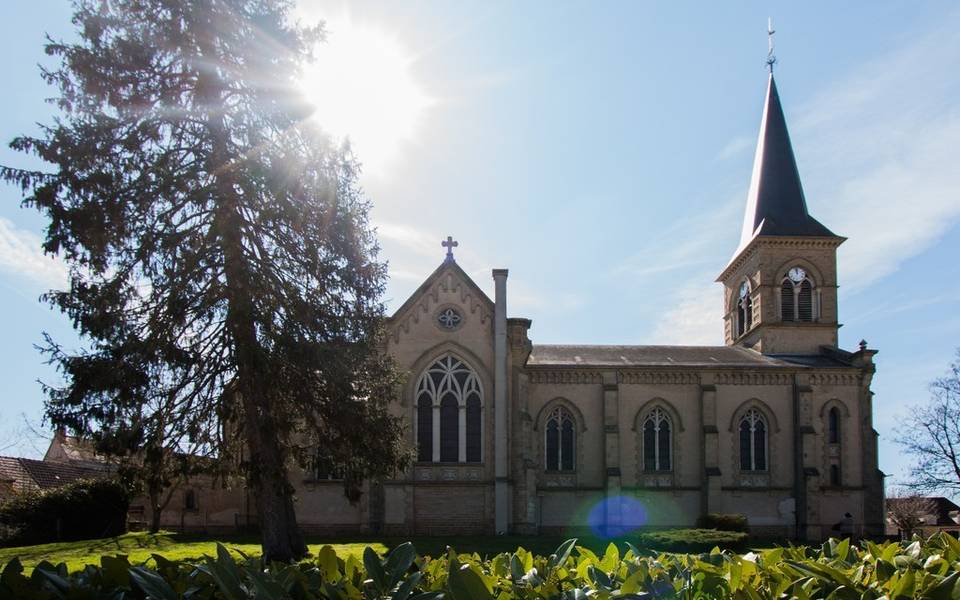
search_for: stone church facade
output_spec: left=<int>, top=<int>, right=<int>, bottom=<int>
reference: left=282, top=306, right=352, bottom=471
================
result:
left=148, top=72, right=885, bottom=540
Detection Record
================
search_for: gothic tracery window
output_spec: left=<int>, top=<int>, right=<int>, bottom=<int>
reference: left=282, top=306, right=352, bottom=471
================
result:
left=414, top=355, right=483, bottom=463
left=545, top=406, right=575, bottom=472
left=642, top=407, right=672, bottom=472
left=738, top=409, right=767, bottom=471
left=781, top=266, right=815, bottom=322
left=736, top=280, right=753, bottom=337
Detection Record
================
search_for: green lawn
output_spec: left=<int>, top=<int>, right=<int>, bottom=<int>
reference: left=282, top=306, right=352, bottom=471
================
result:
left=0, top=531, right=384, bottom=573
left=0, top=531, right=583, bottom=573
left=0, top=530, right=773, bottom=574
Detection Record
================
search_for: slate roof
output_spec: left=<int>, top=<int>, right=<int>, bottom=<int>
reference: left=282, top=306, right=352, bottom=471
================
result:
left=0, top=455, right=111, bottom=491
left=526, top=345, right=855, bottom=368
left=738, top=74, right=839, bottom=250
left=0, top=456, right=25, bottom=484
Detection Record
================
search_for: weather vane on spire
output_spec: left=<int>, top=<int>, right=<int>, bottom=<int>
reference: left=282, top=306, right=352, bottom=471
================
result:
left=766, top=17, right=777, bottom=73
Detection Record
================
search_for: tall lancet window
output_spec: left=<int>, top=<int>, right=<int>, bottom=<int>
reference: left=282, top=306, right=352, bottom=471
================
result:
left=642, top=407, right=672, bottom=472
left=781, top=266, right=816, bottom=322
left=739, top=409, right=767, bottom=471
left=545, top=406, right=575, bottom=472
left=828, top=407, right=841, bottom=444
left=737, top=281, right=753, bottom=337
left=414, top=355, right=483, bottom=463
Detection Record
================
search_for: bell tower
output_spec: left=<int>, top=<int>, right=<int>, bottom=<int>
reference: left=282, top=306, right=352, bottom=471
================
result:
left=716, top=73, right=845, bottom=355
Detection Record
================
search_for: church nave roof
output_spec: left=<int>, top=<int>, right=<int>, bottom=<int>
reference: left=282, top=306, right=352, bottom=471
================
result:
left=527, top=344, right=852, bottom=368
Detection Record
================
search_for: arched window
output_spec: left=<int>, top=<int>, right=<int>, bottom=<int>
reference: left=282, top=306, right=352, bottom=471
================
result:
left=416, top=392, right=432, bottom=462
left=828, top=407, right=840, bottom=444
left=466, top=395, right=482, bottom=462
left=440, top=395, right=458, bottom=462
left=414, top=355, right=483, bottom=463
left=781, top=266, right=815, bottom=322
left=545, top=406, right=575, bottom=472
left=738, top=409, right=767, bottom=471
left=829, top=464, right=841, bottom=486
left=736, top=281, right=753, bottom=337
left=642, top=407, right=672, bottom=472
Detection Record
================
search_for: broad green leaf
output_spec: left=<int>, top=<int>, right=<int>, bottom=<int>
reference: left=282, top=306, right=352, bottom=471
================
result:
left=318, top=545, right=341, bottom=582
left=364, top=546, right=388, bottom=592
left=385, top=543, right=417, bottom=584
left=447, top=562, right=493, bottom=600
left=129, top=566, right=179, bottom=600
left=600, top=543, right=619, bottom=572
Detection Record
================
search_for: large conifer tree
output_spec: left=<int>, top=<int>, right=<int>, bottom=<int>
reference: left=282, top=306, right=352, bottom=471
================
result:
left=3, top=0, right=408, bottom=561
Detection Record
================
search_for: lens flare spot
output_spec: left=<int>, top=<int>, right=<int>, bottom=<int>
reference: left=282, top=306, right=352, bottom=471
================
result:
left=587, top=495, right=648, bottom=538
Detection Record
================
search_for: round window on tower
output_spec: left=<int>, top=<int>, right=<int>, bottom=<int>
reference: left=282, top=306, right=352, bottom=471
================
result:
left=436, top=307, right=463, bottom=331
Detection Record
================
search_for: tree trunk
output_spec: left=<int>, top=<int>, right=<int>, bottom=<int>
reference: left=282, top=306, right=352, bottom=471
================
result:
left=195, top=5, right=306, bottom=561
left=148, top=482, right=163, bottom=533
left=240, top=391, right=307, bottom=562
left=150, top=497, right=162, bottom=534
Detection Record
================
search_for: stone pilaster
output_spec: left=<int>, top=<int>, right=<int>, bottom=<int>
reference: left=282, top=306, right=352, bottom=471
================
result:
left=700, top=379, right=720, bottom=516
left=602, top=372, right=621, bottom=533
left=492, top=269, right=509, bottom=534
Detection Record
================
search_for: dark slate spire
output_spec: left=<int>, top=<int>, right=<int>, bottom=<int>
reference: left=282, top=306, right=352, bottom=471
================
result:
left=738, top=74, right=837, bottom=249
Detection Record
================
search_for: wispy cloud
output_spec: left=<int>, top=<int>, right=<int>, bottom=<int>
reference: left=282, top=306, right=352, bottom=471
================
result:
left=716, top=135, right=753, bottom=161
left=649, top=12, right=960, bottom=340
left=647, top=278, right=723, bottom=345
left=612, top=197, right=740, bottom=280
left=794, top=12, right=960, bottom=292
left=0, top=218, right=66, bottom=289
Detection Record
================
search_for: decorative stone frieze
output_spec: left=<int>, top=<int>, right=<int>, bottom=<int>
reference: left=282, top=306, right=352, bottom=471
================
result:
left=618, top=371, right=700, bottom=385
left=414, top=465, right=483, bottom=482
left=528, top=370, right=604, bottom=384
left=715, top=372, right=792, bottom=386
left=808, top=373, right=860, bottom=386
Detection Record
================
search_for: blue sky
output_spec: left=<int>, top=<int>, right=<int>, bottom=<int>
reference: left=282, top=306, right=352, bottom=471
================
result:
left=1, top=2, right=959, bottom=494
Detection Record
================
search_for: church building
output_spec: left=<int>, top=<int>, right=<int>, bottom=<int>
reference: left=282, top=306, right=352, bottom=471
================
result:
left=141, top=70, right=885, bottom=540
left=362, top=70, right=885, bottom=540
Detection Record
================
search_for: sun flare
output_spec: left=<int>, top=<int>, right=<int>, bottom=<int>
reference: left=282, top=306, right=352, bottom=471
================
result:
left=299, top=19, right=431, bottom=174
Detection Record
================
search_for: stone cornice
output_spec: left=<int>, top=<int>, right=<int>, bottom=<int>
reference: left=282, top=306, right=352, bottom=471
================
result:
left=525, top=366, right=863, bottom=386
left=716, top=235, right=846, bottom=283
left=527, top=370, right=604, bottom=384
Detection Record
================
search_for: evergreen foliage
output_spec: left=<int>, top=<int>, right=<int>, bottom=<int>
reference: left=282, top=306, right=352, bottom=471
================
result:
left=4, top=535, right=960, bottom=599
left=0, top=479, right=130, bottom=546
left=1, top=0, right=409, bottom=561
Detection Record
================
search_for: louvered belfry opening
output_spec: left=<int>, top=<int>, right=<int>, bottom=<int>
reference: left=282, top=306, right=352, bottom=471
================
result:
left=798, top=280, right=813, bottom=321
left=780, top=280, right=795, bottom=321
left=780, top=276, right=815, bottom=322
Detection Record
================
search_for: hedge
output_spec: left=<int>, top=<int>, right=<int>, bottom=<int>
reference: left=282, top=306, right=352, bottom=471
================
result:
left=636, top=527, right=749, bottom=553
left=3, top=534, right=960, bottom=598
left=695, top=512, right=749, bottom=532
left=0, top=478, right=130, bottom=546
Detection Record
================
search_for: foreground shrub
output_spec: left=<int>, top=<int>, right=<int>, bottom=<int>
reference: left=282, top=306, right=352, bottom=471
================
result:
left=637, top=527, right=749, bottom=552
left=0, top=478, right=129, bottom=546
left=3, top=534, right=960, bottom=598
left=696, top=512, right=749, bottom=532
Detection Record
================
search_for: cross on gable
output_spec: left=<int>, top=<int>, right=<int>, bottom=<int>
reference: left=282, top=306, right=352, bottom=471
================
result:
left=442, top=236, right=458, bottom=263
